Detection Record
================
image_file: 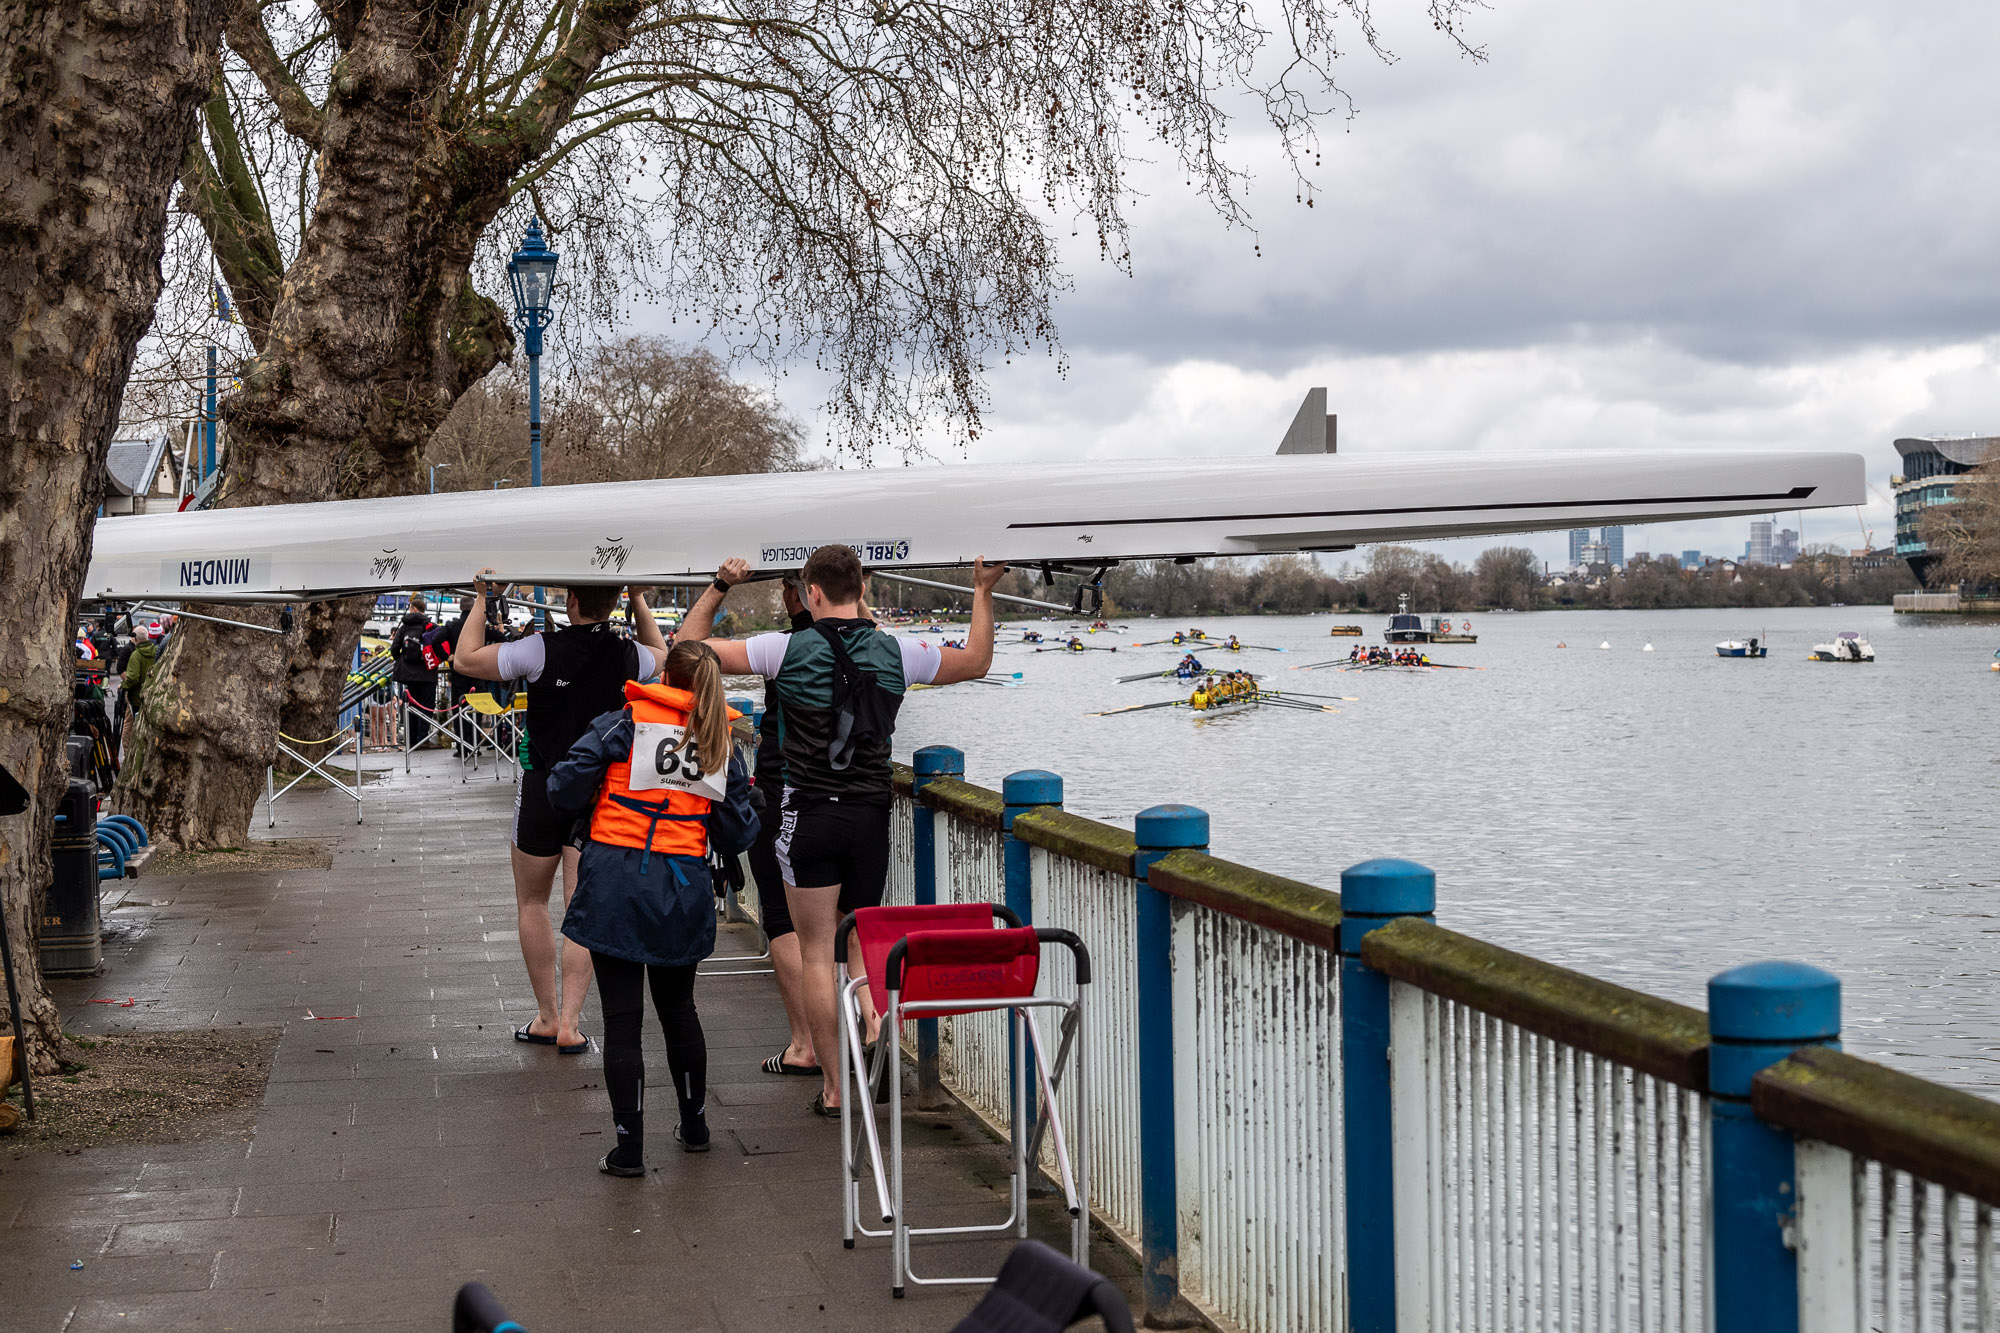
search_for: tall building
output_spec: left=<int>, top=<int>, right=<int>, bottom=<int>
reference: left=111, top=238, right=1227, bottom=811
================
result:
left=1772, top=528, right=1799, bottom=565
left=1748, top=520, right=1774, bottom=565
left=1682, top=549, right=1702, bottom=567
left=1895, top=436, right=1997, bottom=585
left=1603, top=525, right=1625, bottom=567
left=1568, top=528, right=1590, bottom=567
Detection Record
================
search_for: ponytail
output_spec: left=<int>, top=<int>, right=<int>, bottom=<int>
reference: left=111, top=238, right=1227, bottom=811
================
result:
left=665, top=640, right=729, bottom=777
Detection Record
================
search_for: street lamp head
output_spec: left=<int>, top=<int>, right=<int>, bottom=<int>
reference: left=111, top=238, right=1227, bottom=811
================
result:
left=507, top=220, right=559, bottom=328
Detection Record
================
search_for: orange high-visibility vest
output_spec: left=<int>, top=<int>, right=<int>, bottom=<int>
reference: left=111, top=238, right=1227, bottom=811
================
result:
left=588, top=681, right=740, bottom=860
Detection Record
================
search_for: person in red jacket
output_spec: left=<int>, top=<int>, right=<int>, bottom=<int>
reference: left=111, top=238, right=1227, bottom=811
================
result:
left=546, top=641, right=758, bottom=1174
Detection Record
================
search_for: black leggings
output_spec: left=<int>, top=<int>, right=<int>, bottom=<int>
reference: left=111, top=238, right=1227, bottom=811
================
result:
left=591, top=953, right=706, bottom=1122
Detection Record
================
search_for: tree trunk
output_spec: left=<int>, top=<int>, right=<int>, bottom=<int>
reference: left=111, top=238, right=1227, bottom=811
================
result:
left=122, top=0, right=640, bottom=850
left=0, top=0, right=224, bottom=1072
left=279, top=597, right=375, bottom=768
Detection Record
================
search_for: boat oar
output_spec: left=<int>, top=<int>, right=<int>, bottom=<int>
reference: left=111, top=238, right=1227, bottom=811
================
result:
left=1117, top=668, right=1184, bottom=683
left=1249, top=694, right=1339, bottom=713
left=987, top=672, right=1024, bottom=679
left=1087, top=698, right=1186, bottom=717
left=1268, top=689, right=1359, bottom=702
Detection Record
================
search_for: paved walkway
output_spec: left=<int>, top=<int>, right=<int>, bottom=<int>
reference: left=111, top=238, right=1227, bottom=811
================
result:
left=3, top=751, right=1131, bottom=1331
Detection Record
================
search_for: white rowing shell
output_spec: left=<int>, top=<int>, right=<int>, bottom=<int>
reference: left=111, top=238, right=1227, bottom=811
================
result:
left=84, top=449, right=1864, bottom=603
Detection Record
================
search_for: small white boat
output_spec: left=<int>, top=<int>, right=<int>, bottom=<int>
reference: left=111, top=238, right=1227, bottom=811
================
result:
left=1809, top=632, right=1873, bottom=662
left=1716, top=637, right=1767, bottom=658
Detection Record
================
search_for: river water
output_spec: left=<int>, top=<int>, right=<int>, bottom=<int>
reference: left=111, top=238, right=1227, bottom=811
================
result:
left=884, top=604, right=2000, bottom=1096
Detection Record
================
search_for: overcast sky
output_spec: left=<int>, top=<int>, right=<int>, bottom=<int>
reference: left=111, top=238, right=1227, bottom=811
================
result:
left=645, top=0, right=2000, bottom=570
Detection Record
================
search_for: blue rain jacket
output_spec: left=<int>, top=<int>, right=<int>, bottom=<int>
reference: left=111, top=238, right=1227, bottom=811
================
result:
left=546, top=707, right=759, bottom=968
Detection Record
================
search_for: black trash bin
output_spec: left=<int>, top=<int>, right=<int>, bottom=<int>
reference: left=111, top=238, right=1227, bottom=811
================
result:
left=42, top=778, right=101, bottom=976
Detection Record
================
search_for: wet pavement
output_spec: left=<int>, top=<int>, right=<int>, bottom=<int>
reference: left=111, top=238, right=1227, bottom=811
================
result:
left=2, top=750, right=1129, bottom=1331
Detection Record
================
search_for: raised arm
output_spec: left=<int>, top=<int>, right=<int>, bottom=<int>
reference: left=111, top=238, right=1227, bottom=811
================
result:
left=627, top=585, right=669, bottom=661
left=451, top=568, right=512, bottom=681
left=676, top=558, right=752, bottom=674
left=929, top=558, right=1006, bottom=686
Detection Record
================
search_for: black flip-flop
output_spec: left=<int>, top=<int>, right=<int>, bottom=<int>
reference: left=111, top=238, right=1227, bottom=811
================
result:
left=558, top=1036, right=591, bottom=1055
left=762, top=1051, right=821, bottom=1077
left=809, top=1092, right=839, bottom=1119
left=514, top=1023, right=557, bottom=1046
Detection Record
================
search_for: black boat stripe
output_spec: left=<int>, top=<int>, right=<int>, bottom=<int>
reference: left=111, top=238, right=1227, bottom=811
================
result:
left=1005, top=485, right=1819, bottom=530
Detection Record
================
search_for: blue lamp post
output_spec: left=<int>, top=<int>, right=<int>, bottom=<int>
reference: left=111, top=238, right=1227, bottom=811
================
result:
left=507, top=219, right=558, bottom=626
left=506, top=220, right=559, bottom=489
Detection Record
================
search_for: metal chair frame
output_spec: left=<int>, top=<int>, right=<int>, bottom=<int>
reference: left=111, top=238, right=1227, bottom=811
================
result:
left=455, top=692, right=519, bottom=783
left=266, top=724, right=363, bottom=826
left=836, top=907, right=1092, bottom=1298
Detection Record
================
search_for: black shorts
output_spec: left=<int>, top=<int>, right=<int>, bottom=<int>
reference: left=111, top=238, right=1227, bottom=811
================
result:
left=773, top=798, right=891, bottom=914
left=513, top=769, right=583, bottom=859
left=747, top=797, right=793, bottom=940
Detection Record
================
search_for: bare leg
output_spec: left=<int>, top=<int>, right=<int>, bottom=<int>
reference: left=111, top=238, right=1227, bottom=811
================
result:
left=768, top=931, right=816, bottom=1067
left=512, top=844, right=562, bottom=1038
left=847, top=921, right=881, bottom=1046
left=785, top=881, right=845, bottom=1106
left=554, top=844, right=592, bottom=1048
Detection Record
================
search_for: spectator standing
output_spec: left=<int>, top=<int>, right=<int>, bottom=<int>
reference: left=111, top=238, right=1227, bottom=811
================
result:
left=545, top=640, right=758, bottom=1173
left=390, top=595, right=438, bottom=746
left=116, top=625, right=158, bottom=759
left=680, top=546, right=1005, bottom=1113
left=454, top=572, right=669, bottom=1053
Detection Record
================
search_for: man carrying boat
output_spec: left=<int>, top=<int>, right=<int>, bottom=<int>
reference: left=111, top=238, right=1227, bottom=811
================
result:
left=681, top=546, right=1007, bottom=1114
left=454, top=575, right=671, bottom=1054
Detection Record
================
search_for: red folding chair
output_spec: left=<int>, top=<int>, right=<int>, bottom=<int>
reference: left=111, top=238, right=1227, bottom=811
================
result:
left=835, top=904, right=1092, bottom=1297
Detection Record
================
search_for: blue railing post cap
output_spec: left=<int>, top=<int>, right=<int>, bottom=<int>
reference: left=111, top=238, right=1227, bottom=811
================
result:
left=1134, top=804, right=1209, bottom=849
left=1340, top=858, right=1437, bottom=917
left=912, top=745, right=966, bottom=777
left=727, top=695, right=756, bottom=715
left=1708, top=961, right=1841, bottom=1042
left=1002, top=770, right=1063, bottom=807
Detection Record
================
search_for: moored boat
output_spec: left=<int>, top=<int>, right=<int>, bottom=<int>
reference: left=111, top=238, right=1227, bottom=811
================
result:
left=1715, top=637, right=1767, bottom=658
left=1809, top=632, right=1873, bottom=662
left=1385, top=593, right=1428, bottom=643
left=1329, top=624, right=1365, bottom=636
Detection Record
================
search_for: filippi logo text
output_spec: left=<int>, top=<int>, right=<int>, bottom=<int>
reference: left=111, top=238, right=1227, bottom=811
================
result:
left=371, top=552, right=404, bottom=581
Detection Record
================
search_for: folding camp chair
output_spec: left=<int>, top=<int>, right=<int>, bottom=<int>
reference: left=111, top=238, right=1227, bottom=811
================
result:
left=836, top=903, right=1092, bottom=1297
left=458, top=691, right=520, bottom=782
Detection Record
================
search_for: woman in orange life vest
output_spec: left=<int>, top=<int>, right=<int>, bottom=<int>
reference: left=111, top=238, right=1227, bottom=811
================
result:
left=547, top=641, right=759, bottom=1175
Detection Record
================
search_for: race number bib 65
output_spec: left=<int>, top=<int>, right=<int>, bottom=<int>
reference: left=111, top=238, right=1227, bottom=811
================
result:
left=627, top=721, right=727, bottom=800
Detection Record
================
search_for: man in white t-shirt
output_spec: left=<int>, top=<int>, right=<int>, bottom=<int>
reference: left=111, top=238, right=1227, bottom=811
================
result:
left=679, top=545, right=1005, bottom=1113
left=454, top=576, right=667, bottom=1054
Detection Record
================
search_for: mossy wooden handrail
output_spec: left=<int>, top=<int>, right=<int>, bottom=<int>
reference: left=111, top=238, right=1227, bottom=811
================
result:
left=915, top=775, right=1005, bottom=829
left=1754, top=1047, right=2000, bottom=1206
left=1147, top=850, right=1341, bottom=952
left=891, top=760, right=915, bottom=796
left=1362, top=918, right=1710, bottom=1088
left=1010, top=808, right=1136, bottom=876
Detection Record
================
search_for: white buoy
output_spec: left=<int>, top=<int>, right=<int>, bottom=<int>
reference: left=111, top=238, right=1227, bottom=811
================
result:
left=1598, top=641, right=1611, bottom=650
left=1642, top=643, right=1654, bottom=652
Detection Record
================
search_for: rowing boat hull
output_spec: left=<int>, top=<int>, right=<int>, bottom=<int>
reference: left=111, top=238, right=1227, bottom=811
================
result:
left=84, top=448, right=1864, bottom=603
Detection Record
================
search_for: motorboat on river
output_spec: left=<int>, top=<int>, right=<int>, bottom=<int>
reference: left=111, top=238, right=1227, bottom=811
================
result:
left=1809, top=632, right=1874, bottom=662
left=1715, top=636, right=1767, bottom=658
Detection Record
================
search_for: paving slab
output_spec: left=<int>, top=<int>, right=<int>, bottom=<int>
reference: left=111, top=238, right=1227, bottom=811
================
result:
left=4, top=751, right=1140, bottom=1330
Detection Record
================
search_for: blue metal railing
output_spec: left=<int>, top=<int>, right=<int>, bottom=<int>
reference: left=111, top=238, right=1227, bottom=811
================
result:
left=867, top=753, right=2000, bottom=1333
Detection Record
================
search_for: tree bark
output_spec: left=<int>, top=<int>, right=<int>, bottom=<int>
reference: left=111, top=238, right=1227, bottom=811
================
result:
left=0, top=0, right=224, bottom=1072
left=122, top=0, right=643, bottom=850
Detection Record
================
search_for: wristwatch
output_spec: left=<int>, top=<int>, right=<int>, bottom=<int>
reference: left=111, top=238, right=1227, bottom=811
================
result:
left=711, top=578, right=731, bottom=596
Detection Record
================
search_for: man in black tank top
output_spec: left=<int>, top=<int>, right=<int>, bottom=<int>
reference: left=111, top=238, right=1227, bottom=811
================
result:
left=455, top=571, right=668, bottom=1053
